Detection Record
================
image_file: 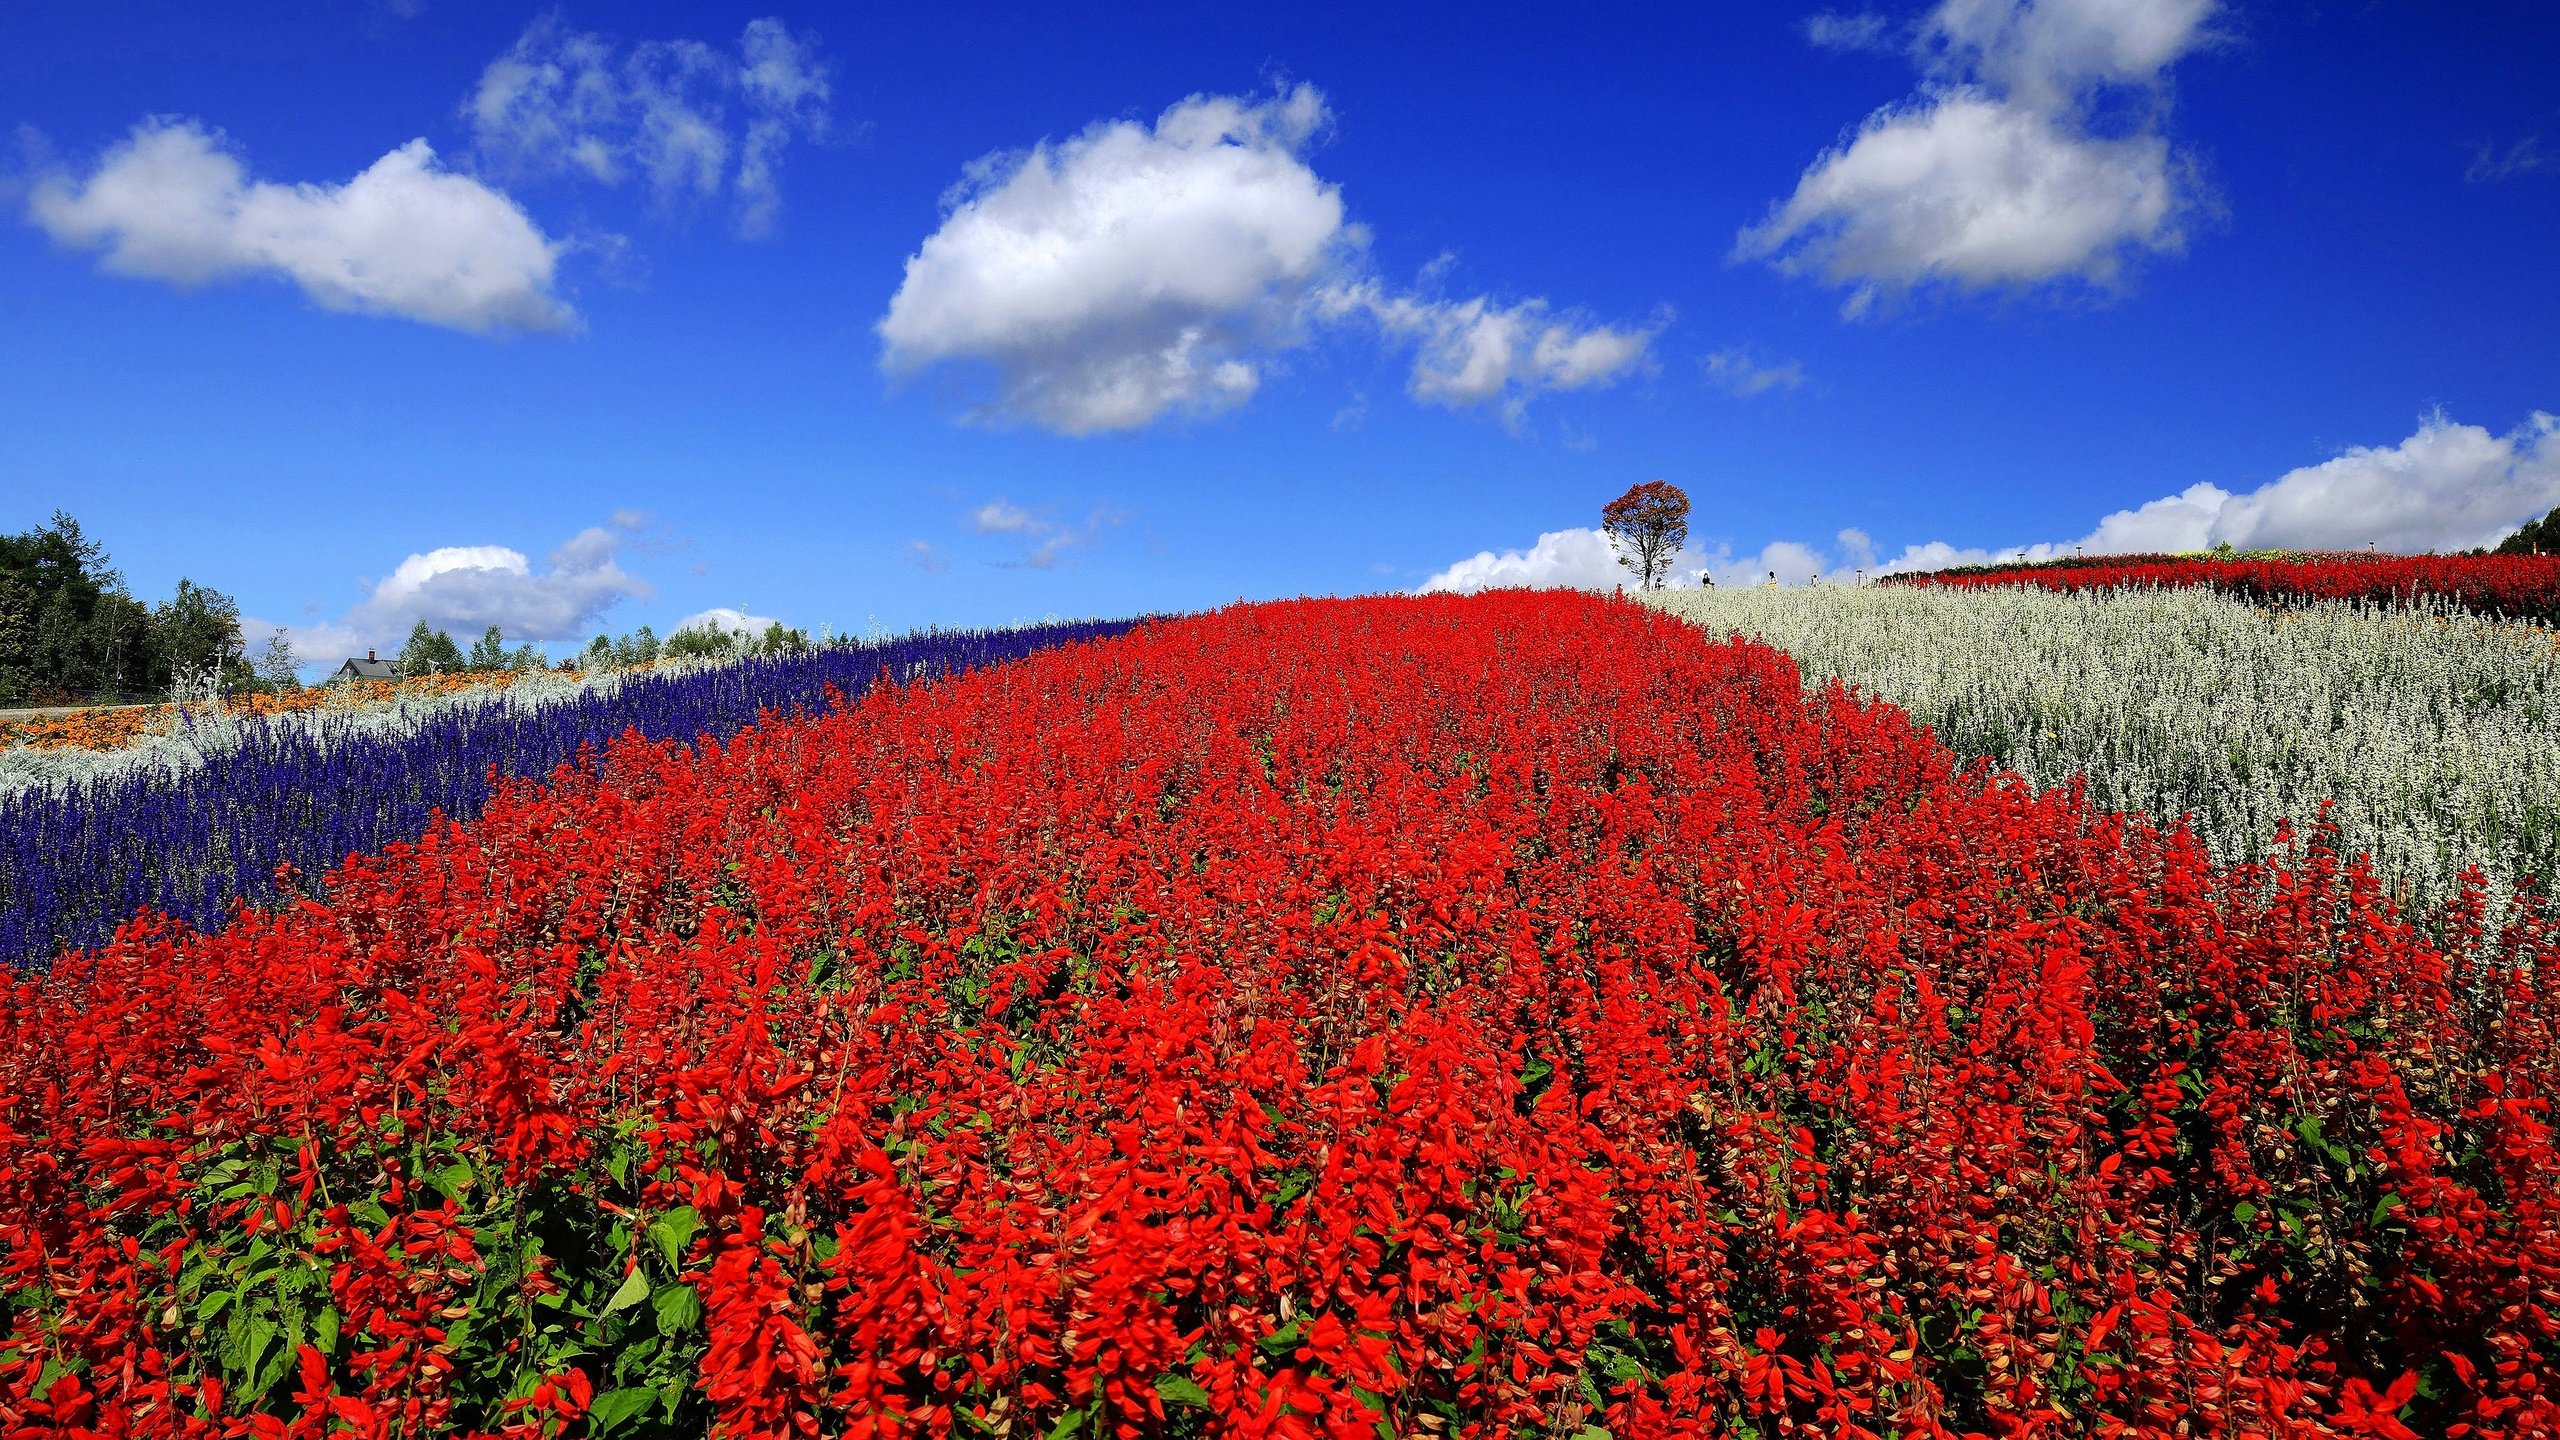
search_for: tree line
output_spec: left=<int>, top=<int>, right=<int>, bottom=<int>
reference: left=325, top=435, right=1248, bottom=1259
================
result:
left=2, top=512, right=821, bottom=708
left=0, top=512, right=257, bottom=705
left=383, top=614, right=810, bottom=679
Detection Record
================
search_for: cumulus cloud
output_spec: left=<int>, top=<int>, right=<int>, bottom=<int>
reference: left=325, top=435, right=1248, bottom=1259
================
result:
left=1702, top=347, right=1807, bottom=396
left=246, top=516, right=654, bottom=662
left=27, top=118, right=572, bottom=333
left=671, top=606, right=784, bottom=639
left=1741, top=0, right=2215, bottom=312
left=1847, top=414, right=2560, bottom=572
left=2086, top=411, right=2560, bottom=554
left=879, top=84, right=1660, bottom=434
left=1419, top=527, right=1627, bottom=594
left=1419, top=411, right=2560, bottom=594
left=1919, top=0, right=2218, bottom=111
left=466, top=14, right=829, bottom=237
left=1319, top=281, right=1662, bottom=423
left=878, top=86, right=1345, bottom=434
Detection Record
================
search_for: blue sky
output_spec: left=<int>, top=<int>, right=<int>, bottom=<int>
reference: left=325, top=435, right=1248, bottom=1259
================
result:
left=3, top=1, right=2557, bottom=659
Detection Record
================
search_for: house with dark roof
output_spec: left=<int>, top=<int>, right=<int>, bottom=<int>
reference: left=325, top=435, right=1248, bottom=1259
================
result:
left=327, top=649, right=399, bottom=685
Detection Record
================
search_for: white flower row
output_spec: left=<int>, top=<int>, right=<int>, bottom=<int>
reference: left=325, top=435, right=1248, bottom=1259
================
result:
left=1643, top=583, right=2560, bottom=928
left=0, top=665, right=658, bottom=796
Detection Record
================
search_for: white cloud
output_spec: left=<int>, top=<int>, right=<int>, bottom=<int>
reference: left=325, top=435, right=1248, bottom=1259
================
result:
left=1319, top=281, right=1662, bottom=422
left=1920, top=0, right=2218, bottom=111
left=246, top=516, right=654, bottom=662
left=1419, top=411, right=2560, bottom=595
left=879, top=84, right=1661, bottom=434
left=466, top=14, right=830, bottom=237
left=672, top=606, right=783, bottom=639
left=879, top=85, right=1347, bottom=434
left=28, top=118, right=572, bottom=334
left=1703, top=347, right=1807, bottom=396
left=1419, top=528, right=1628, bottom=594
left=2108, top=412, right=2560, bottom=554
left=971, top=498, right=1039, bottom=534
left=906, top=540, right=950, bottom=572
left=2468, top=136, right=2547, bottom=184
left=1806, top=11, right=1893, bottom=52
left=1742, top=0, right=2215, bottom=310
left=950, top=498, right=1125, bottom=568
left=1738, top=92, right=2181, bottom=309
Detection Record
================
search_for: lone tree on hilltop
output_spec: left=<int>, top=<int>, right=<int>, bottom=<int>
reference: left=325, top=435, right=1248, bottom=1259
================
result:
left=1602, top=480, right=1690, bottom=590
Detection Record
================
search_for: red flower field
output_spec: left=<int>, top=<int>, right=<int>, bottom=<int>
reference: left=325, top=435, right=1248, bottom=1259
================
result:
left=5, top=592, right=2555, bottom=1439
left=1891, top=552, right=2560, bottom=625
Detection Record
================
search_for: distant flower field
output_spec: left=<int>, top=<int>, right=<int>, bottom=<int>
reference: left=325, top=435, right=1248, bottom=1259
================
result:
left=0, top=671, right=553, bottom=753
left=1646, top=583, right=2560, bottom=937
left=0, top=620, right=1136, bottom=968
left=5, top=592, right=2554, bottom=1439
left=1891, top=550, right=2560, bottom=625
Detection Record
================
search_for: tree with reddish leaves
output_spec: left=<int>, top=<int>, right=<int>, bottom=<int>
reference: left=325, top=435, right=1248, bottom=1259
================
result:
left=1602, top=480, right=1690, bottom=590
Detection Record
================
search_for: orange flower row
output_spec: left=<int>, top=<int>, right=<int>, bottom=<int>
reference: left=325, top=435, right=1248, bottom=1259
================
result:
left=1, top=670, right=540, bottom=752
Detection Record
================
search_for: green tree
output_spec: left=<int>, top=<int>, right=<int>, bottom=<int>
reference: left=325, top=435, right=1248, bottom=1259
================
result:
left=154, top=578, right=248, bottom=690
left=507, top=642, right=547, bottom=671
left=664, top=622, right=737, bottom=661
left=2496, top=505, right=2559, bottom=556
left=0, top=511, right=167, bottom=700
left=755, top=621, right=810, bottom=655
left=395, top=620, right=465, bottom=676
left=1601, top=481, right=1692, bottom=591
left=610, top=625, right=660, bottom=667
left=466, top=625, right=510, bottom=671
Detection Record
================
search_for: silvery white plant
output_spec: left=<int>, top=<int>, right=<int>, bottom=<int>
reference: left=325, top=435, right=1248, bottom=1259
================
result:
left=1645, top=583, right=2560, bottom=931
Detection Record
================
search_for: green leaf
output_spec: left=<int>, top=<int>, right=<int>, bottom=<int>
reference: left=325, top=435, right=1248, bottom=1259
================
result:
left=1045, top=1409, right=1090, bottom=1440
left=649, top=1207, right=703, bottom=1270
left=1157, top=1375, right=1212, bottom=1408
left=1258, top=1318, right=1303, bottom=1355
left=198, top=1289, right=236, bottom=1321
left=652, top=1283, right=703, bottom=1334
left=432, top=1162, right=475, bottom=1203
left=588, top=1387, right=660, bottom=1436
left=2373, top=1192, right=2406, bottom=1225
left=604, top=1268, right=652, bottom=1315
left=2233, top=1201, right=2259, bottom=1225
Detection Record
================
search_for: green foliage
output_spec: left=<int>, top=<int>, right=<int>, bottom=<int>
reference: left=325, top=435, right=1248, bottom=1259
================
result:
left=2496, top=504, right=2559, bottom=556
left=395, top=621, right=467, bottom=677
left=466, top=626, right=511, bottom=671
left=0, top=511, right=182, bottom=702
left=155, top=578, right=250, bottom=692
left=664, top=618, right=813, bottom=662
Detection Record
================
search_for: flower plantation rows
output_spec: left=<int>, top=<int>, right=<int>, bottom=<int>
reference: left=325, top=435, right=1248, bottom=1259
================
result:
left=8, top=592, right=2555, bottom=1439
left=1644, top=584, right=2560, bottom=936
left=0, top=620, right=1134, bottom=968
left=0, top=673, right=550, bottom=755
left=1891, top=552, right=2560, bottom=626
